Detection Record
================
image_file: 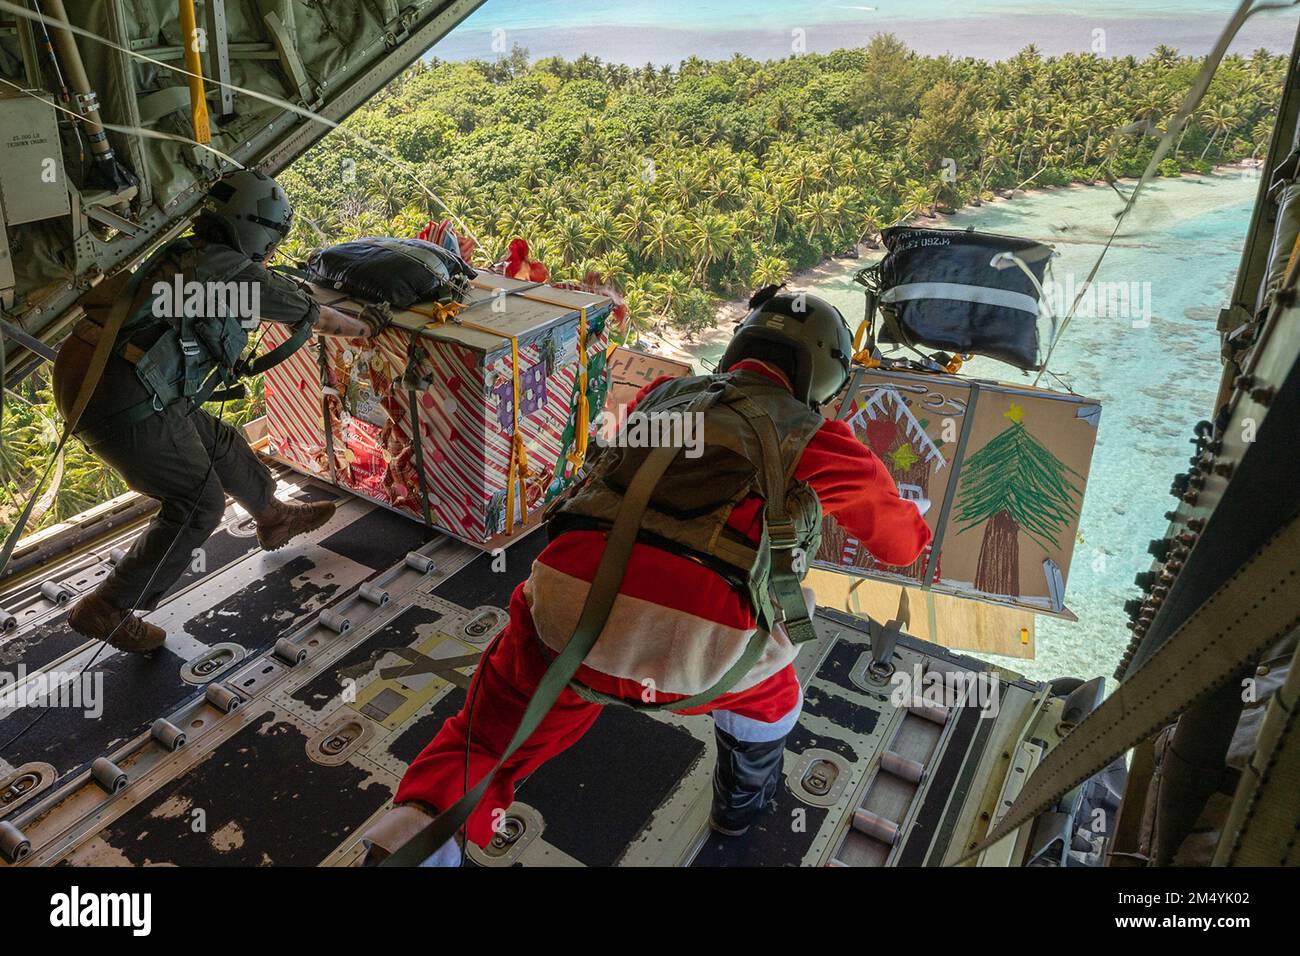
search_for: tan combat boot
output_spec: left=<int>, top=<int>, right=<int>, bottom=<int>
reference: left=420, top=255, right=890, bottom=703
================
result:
left=253, top=498, right=337, bottom=551
left=68, top=593, right=167, bottom=653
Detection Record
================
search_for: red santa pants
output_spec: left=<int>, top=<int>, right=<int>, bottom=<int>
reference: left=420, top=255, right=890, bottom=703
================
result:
left=394, top=582, right=802, bottom=848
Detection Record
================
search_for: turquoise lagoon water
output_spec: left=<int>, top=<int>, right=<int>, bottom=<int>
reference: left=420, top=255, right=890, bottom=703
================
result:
left=438, top=0, right=1297, bottom=62
left=808, top=174, right=1260, bottom=681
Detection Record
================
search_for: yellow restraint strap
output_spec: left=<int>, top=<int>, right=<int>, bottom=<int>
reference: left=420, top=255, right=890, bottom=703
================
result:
left=177, top=0, right=211, bottom=145
left=504, top=334, right=531, bottom=534
left=851, top=316, right=880, bottom=368
left=567, top=308, right=590, bottom=472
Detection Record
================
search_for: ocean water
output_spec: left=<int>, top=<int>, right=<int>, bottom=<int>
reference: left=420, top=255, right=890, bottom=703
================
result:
left=459, top=1, right=1256, bottom=32
left=439, top=0, right=1298, bottom=62
left=719, top=173, right=1260, bottom=682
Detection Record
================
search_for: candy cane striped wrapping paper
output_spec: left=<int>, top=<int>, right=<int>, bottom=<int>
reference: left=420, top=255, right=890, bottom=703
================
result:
left=410, top=318, right=607, bottom=541
left=265, top=304, right=610, bottom=543
left=264, top=322, right=330, bottom=478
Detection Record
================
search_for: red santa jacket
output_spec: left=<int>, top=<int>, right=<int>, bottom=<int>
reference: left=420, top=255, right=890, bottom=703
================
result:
left=522, top=359, right=932, bottom=708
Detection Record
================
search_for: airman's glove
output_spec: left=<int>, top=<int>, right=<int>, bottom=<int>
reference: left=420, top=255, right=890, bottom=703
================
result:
left=358, top=302, right=393, bottom=338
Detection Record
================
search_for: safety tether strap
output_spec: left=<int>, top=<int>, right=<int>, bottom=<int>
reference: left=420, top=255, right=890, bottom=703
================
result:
left=202, top=319, right=315, bottom=405
left=241, top=318, right=313, bottom=377
left=959, top=511, right=1300, bottom=863
left=567, top=626, right=770, bottom=711
left=381, top=388, right=720, bottom=867
left=727, top=392, right=819, bottom=645
left=0, top=275, right=151, bottom=578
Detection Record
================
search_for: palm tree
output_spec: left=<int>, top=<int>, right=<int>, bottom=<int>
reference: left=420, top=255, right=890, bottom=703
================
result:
left=687, top=214, right=736, bottom=282
left=616, top=193, right=654, bottom=248
left=641, top=210, right=687, bottom=269
left=549, top=216, right=588, bottom=268
left=584, top=208, right=619, bottom=255
left=901, top=181, right=937, bottom=219
left=799, top=192, right=838, bottom=243
left=751, top=255, right=789, bottom=289
left=1200, top=105, right=1239, bottom=162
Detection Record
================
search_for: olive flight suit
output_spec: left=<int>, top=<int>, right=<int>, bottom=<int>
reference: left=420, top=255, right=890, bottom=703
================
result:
left=51, top=237, right=320, bottom=612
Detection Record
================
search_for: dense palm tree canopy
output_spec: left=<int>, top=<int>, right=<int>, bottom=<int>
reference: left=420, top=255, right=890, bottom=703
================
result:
left=1, top=37, right=1285, bottom=541
left=277, top=37, right=1283, bottom=334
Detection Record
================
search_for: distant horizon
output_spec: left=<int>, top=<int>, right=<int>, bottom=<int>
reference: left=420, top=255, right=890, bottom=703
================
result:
left=432, top=1, right=1298, bottom=65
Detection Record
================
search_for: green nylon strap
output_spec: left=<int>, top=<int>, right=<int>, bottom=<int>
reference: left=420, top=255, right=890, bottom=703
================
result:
left=240, top=319, right=313, bottom=377
left=0, top=275, right=152, bottom=578
left=381, top=392, right=719, bottom=867
left=959, top=511, right=1300, bottom=864
left=771, top=555, right=817, bottom=645
left=724, top=391, right=818, bottom=644
left=648, top=386, right=817, bottom=643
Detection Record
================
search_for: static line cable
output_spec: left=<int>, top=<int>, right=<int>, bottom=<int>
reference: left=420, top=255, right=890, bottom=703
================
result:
left=29, top=0, right=69, bottom=103
left=0, top=394, right=232, bottom=756
left=0, top=0, right=482, bottom=249
left=1033, top=0, right=1300, bottom=386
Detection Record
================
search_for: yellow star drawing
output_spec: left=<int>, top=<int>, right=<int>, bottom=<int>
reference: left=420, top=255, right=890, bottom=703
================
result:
left=1004, top=402, right=1024, bottom=424
left=890, top=443, right=920, bottom=471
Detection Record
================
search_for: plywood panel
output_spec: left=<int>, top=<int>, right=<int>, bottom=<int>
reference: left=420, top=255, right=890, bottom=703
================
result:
left=807, top=568, right=1036, bottom=659
left=604, top=346, right=694, bottom=414
left=815, top=367, right=1100, bottom=618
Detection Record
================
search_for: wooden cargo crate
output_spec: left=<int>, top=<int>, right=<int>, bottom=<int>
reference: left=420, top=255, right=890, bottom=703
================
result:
left=264, top=273, right=612, bottom=545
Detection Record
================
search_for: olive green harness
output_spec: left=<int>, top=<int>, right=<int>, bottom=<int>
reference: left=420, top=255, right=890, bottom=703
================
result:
left=551, top=369, right=826, bottom=702
left=74, top=242, right=312, bottom=445
left=383, top=369, right=827, bottom=865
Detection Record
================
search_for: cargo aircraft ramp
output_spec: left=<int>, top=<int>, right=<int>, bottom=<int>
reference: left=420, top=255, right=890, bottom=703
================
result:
left=0, top=466, right=1103, bottom=867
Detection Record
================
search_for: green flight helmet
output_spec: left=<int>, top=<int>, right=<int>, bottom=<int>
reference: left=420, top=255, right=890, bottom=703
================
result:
left=197, top=169, right=294, bottom=262
left=720, top=286, right=854, bottom=409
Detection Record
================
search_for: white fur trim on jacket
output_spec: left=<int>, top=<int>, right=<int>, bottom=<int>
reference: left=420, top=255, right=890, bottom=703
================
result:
left=524, top=563, right=814, bottom=698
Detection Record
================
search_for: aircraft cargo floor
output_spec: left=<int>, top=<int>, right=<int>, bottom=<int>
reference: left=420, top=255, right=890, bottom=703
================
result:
left=0, top=474, right=1048, bottom=867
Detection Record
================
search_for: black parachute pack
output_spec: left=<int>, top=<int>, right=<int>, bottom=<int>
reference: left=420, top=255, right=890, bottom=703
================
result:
left=304, top=237, right=475, bottom=309
left=868, top=226, right=1054, bottom=370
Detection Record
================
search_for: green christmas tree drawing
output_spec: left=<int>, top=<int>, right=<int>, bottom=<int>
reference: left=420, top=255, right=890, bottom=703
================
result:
left=953, top=403, right=1083, bottom=597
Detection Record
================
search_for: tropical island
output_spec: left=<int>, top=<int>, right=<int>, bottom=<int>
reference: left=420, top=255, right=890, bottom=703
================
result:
left=280, top=37, right=1284, bottom=336
left=0, top=37, right=1286, bottom=538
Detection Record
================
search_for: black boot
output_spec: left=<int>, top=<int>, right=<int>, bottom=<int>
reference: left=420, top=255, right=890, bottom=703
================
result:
left=710, top=726, right=787, bottom=836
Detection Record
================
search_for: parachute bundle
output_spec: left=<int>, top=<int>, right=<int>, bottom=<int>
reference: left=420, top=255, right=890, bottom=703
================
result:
left=869, top=226, right=1054, bottom=371
left=305, top=237, right=475, bottom=309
